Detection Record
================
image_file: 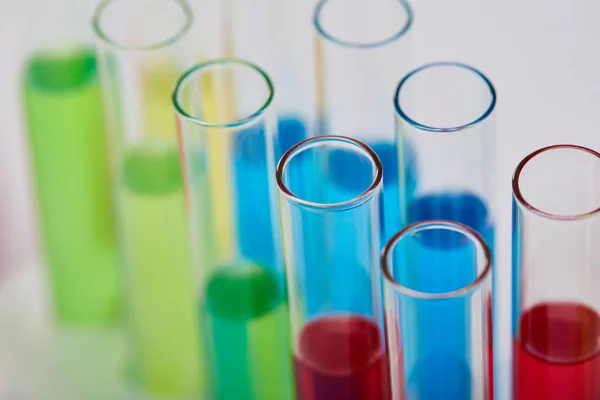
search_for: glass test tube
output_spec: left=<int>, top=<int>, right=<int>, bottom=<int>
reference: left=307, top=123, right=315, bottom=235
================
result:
left=22, top=0, right=120, bottom=324
left=314, top=0, right=414, bottom=240
left=512, top=145, right=600, bottom=399
left=382, top=221, right=493, bottom=399
left=394, top=62, right=496, bottom=396
left=277, top=136, right=388, bottom=400
left=227, top=0, right=318, bottom=265
left=173, top=59, right=294, bottom=400
left=93, top=0, right=204, bottom=396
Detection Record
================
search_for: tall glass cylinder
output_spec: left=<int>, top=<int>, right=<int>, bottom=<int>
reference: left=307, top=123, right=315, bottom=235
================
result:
left=277, top=136, right=387, bottom=400
left=21, top=0, right=120, bottom=324
left=173, top=59, right=293, bottom=400
left=395, top=63, right=496, bottom=396
left=229, top=0, right=317, bottom=145
left=394, top=62, right=496, bottom=254
left=512, top=145, right=600, bottom=399
left=314, top=0, right=414, bottom=240
left=382, top=221, right=493, bottom=399
left=93, top=0, right=203, bottom=396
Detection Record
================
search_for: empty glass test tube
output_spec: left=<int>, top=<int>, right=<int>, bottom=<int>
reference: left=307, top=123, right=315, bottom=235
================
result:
left=382, top=221, right=493, bottom=399
left=512, top=145, right=600, bottom=399
left=277, top=136, right=388, bottom=400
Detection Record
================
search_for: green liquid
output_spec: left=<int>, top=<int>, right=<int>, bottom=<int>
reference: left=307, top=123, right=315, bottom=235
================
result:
left=203, top=264, right=294, bottom=400
left=23, top=49, right=121, bottom=324
left=121, top=142, right=203, bottom=396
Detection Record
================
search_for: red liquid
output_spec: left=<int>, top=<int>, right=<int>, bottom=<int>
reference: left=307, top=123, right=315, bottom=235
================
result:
left=514, top=302, right=600, bottom=399
left=294, top=315, right=389, bottom=400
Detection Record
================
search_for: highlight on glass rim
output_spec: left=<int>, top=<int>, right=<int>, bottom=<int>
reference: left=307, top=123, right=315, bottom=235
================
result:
left=2, top=0, right=599, bottom=399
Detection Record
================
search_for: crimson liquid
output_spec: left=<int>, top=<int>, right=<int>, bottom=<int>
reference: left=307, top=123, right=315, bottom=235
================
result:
left=293, top=315, right=389, bottom=400
left=514, top=302, right=600, bottom=399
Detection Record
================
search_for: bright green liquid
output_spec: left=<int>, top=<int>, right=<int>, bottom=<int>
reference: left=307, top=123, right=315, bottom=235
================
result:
left=203, top=264, right=294, bottom=400
left=121, top=142, right=204, bottom=396
left=23, top=49, right=121, bottom=324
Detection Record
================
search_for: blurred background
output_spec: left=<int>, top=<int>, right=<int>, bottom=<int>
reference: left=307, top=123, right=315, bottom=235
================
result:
left=1, top=0, right=600, bottom=398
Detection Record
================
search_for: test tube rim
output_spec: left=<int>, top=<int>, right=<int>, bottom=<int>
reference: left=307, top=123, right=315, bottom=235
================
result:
left=381, top=220, right=492, bottom=300
left=276, top=135, right=383, bottom=211
left=512, top=144, right=600, bottom=221
left=394, top=61, right=497, bottom=133
left=92, top=0, right=193, bottom=51
left=314, top=0, right=414, bottom=49
left=172, top=58, right=275, bottom=128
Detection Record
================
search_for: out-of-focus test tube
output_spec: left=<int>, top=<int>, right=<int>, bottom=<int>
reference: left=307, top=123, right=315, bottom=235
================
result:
left=22, top=0, right=121, bottom=324
left=314, top=0, right=414, bottom=240
left=93, top=0, right=204, bottom=396
left=512, top=145, right=600, bottom=399
left=382, top=221, right=493, bottom=399
left=277, top=136, right=388, bottom=400
left=173, top=59, right=294, bottom=400
left=226, top=0, right=317, bottom=266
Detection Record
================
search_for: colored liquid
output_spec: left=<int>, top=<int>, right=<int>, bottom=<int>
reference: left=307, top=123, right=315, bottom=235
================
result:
left=202, top=263, right=294, bottom=400
left=514, top=302, right=600, bottom=399
left=121, top=142, right=203, bottom=395
left=294, top=315, right=389, bottom=400
left=400, top=192, right=494, bottom=398
left=23, top=49, right=120, bottom=324
left=329, top=141, right=417, bottom=242
left=234, top=116, right=307, bottom=268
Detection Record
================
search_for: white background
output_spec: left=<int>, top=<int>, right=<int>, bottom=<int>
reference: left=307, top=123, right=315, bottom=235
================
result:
left=3, top=0, right=600, bottom=398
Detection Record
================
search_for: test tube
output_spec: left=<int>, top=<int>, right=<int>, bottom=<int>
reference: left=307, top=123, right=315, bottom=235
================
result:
left=21, top=0, right=120, bottom=324
left=394, top=62, right=496, bottom=252
left=314, top=0, right=414, bottom=240
left=173, top=59, right=294, bottom=400
left=93, top=0, right=204, bottom=396
left=227, top=0, right=317, bottom=265
left=512, top=145, right=600, bottom=399
left=394, top=63, right=496, bottom=395
left=382, top=221, right=493, bottom=399
left=276, top=136, right=387, bottom=399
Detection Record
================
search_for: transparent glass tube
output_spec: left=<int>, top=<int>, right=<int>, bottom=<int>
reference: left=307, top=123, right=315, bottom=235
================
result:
left=173, top=59, right=294, bottom=400
left=394, top=62, right=496, bottom=252
left=394, top=63, right=496, bottom=396
left=382, top=221, right=493, bottom=399
left=314, top=0, right=413, bottom=240
left=277, top=136, right=387, bottom=400
left=93, top=0, right=203, bottom=396
left=511, top=145, right=600, bottom=399
left=229, top=0, right=317, bottom=157
left=21, top=0, right=120, bottom=324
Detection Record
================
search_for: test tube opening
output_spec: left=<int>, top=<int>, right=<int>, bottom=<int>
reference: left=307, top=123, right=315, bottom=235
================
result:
left=276, top=135, right=383, bottom=210
left=395, top=62, right=496, bottom=132
left=314, top=0, right=413, bottom=48
left=512, top=144, right=600, bottom=220
left=173, top=59, right=274, bottom=127
left=93, top=0, right=193, bottom=50
left=382, top=220, right=491, bottom=299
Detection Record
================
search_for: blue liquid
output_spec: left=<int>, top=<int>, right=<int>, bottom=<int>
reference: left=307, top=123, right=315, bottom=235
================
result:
left=328, top=141, right=417, bottom=241
left=234, top=116, right=307, bottom=268
left=406, top=356, right=472, bottom=399
left=399, top=192, right=493, bottom=399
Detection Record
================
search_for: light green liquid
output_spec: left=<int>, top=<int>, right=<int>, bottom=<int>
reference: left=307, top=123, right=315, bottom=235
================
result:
left=203, top=264, right=294, bottom=400
left=23, top=49, right=121, bottom=324
left=121, top=142, right=203, bottom=396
